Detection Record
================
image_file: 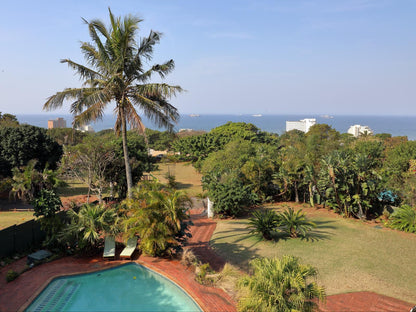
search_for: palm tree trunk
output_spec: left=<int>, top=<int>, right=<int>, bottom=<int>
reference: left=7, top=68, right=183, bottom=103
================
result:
left=120, top=107, right=133, bottom=199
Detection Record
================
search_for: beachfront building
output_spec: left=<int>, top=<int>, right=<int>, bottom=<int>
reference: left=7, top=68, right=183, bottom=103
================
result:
left=286, top=118, right=316, bottom=133
left=348, top=125, right=373, bottom=137
left=47, top=117, right=66, bottom=129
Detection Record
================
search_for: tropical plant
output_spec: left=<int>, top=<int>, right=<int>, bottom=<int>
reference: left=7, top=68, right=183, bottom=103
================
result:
left=32, top=189, right=63, bottom=247
left=248, top=209, right=279, bottom=240
left=123, top=183, right=192, bottom=256
left=60, top=204, right=120, bottom=251
left=388, top=205, right=416, bottom=233
left=43, top=8, right=182, bottom=198
left=238, top=256, right=326, bottom=312
left=278, top=207, right=315, bottom=238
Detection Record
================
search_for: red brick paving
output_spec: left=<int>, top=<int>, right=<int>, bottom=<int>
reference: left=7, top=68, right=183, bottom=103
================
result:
left=1, top=205, right=415, bottom=312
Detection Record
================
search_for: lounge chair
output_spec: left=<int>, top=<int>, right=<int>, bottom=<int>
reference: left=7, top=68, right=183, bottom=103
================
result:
left=120, top=237, right=137, bottom=260
left=103, top=236, right=115, bottom=260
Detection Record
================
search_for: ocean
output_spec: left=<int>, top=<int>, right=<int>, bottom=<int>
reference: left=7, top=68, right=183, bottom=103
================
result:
left=15, top=114, right=416, bottom=140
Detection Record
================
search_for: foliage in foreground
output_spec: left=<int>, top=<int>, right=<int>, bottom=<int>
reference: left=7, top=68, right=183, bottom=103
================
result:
left=60, top=204, right=120, bottom=251
left=123, top=182, right=192, bottom=256
left=238, top=256, right=325, bottom=312
left=388, top=205, right=416, bottom=233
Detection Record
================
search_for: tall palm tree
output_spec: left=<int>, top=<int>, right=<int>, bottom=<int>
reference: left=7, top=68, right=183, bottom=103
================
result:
left=43, top=9, right=182, bottom=198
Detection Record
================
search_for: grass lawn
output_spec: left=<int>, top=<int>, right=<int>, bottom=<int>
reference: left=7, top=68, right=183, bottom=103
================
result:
left=151, top=162, right=203, bottom=196
left=0, top=211, right=35, bottom=229
left=211, top=203, right=416, bottom=303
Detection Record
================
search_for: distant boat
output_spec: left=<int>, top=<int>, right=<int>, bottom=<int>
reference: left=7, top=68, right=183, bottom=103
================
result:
left=320, top=114, right=334, bottom=119
left=252, top=114, right=262, bottom=117
left=189, top=114, right=200, bottom=117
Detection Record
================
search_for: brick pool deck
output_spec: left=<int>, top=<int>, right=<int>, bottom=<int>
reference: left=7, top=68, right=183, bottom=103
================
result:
left=0, top=206, right=414, bottom=312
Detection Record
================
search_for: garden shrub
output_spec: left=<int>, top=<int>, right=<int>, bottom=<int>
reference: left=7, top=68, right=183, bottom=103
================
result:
left=6, top=270, right=19, bottom=283
left=388, top=205, right=416, bottom=233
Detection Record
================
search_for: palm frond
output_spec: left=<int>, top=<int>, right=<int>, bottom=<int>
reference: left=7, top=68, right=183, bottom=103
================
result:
left=61, top=59, right=101, bottom=81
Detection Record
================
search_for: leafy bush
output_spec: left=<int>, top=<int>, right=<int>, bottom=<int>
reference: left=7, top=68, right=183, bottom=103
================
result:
left=248, top=209, right=279, bottom=240
left=388, top=205, right=416, bottom=233
left=196, top=263, right=214, bottom=285
left=238, top=256, right=326, bottom=312
left=278, top=207, right=316, bottom=238
left=6, top=270, right=19, bottom=283
left=203, top=173, right=256, bottom=217
left=32, top=189, right=62, bottom=218
left=123, top=183, right=192, bottom=256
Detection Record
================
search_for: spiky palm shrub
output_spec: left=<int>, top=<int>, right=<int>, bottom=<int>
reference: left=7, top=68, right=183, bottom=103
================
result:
left=61, top=204, right=120, bottom=251
left=248, top=209, right=279, bottom=240
left=278, top=207, right=316, bottom=238
left=389, top=205, right=416, bottom=233
left=238, top=256, right=325, bottom=312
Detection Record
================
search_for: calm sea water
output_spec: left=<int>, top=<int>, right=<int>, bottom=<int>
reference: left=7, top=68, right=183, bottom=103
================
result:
left=16, top=114, right=416, bottom=140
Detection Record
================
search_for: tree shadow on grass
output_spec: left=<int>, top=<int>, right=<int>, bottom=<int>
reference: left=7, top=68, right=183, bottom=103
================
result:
left=175, top=182, right=193, bottom=190
left=56, top=186, right=90, bottom=196
left=211, top=240, right=261, bottom=271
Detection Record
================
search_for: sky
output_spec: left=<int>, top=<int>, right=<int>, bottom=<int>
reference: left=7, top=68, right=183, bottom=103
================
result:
left=0, top=0, right=415, bottom=116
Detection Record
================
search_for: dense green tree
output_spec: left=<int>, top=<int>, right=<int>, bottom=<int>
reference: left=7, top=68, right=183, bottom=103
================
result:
left=203, top=171, right=256, bottom=216
left=238, top=256, right=326, bottom=312
left=0, top=112, right=19, bottom=127
left=0, top=125, right=62, bottom=177
left=173, top=122, right=277, bottom=169
left=305, top=124, right=341, bottom=167
left=43, top=9, right=182, bottom=198
left=145, top=128, right=177, bottom=151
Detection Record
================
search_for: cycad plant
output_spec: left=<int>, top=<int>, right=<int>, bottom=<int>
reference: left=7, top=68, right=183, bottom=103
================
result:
left=388, top=205, right=416, bottom=233
left=61, top=204, right=120, bottom=250
left=238, top=256, right=326, bottom=312
left=247, top=209, right=279, bottom=240
left=278, top=207, right=316, bottom=238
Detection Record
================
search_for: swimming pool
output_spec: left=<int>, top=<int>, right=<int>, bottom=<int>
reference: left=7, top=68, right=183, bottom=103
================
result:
left=25, top=263, right=202, bottom=312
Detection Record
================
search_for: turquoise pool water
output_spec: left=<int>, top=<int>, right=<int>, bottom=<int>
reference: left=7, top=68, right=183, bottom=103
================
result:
left=25, top=263, right=202, bottom=312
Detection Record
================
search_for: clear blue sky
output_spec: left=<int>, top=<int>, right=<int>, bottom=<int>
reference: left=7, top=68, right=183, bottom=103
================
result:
left=0, top=0, right=415, bottom=115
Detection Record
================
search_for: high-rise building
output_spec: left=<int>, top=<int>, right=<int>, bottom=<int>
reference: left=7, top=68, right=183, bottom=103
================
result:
left=47, top=117, right=66, bottom=129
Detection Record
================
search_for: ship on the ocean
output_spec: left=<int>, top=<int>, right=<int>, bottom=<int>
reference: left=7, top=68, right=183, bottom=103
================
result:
left=252, top=114, right=262, bottom=117
left=189, top=114, right=200, bottom=117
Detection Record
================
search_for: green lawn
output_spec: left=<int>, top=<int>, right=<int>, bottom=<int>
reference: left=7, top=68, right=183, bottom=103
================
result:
left=151, top=162, right=203, bottom=196
left=0, top=211, right=35, bottom=229
left=211, top=204, right=416, bottom=303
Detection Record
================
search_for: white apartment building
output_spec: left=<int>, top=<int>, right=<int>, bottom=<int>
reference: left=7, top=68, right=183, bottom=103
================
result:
left=348, top=125, right=373, bottom=137
left=286, top=118, right=316, bottom=133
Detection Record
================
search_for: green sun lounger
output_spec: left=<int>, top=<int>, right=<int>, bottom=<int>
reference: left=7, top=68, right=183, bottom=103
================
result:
left=103, top=236, right=115, bottom=260
left=120, top=237, right=137, bottom=260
